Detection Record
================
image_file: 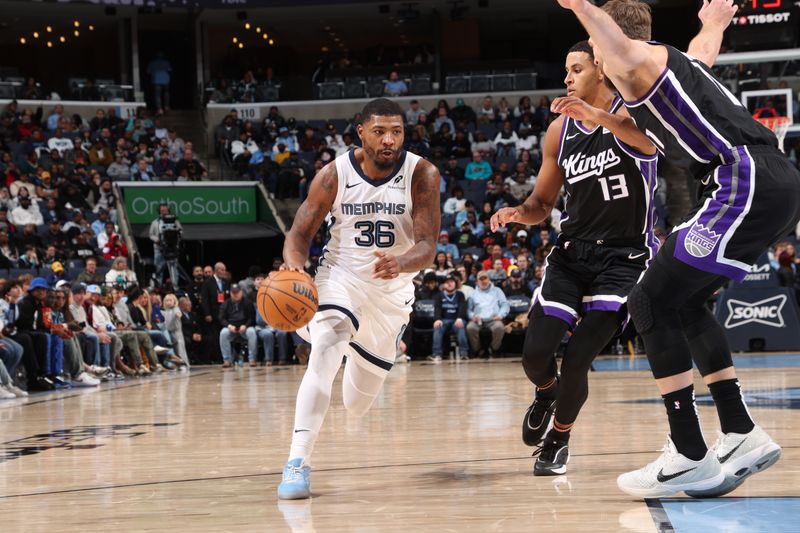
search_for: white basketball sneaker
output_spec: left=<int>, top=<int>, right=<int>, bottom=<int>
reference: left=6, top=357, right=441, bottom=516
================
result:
left=617, top=436, right=724, bottom=498
left=685, top=425, right=781, bottom=498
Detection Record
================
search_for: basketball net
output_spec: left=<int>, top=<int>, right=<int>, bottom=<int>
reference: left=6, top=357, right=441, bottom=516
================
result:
left=755, top=115, right=790, bottom=153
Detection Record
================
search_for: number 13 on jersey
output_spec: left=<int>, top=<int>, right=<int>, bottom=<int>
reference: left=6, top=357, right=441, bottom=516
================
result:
left=599, top=174, right=629, bottom=201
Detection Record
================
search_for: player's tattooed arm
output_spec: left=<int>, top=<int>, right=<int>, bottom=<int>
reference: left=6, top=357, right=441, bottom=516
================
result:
left=282, top=162, right=337, bottom=273
left=551, top=97, right=656, bottom=156
left=374, top=159, right=440, bottom=280
left=687, top=0, right=737, bottom=67
left=490, top=117, right=564, bottom=232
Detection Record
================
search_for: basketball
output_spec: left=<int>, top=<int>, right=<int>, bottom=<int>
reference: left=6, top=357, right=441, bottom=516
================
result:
left=257, top=271, right=318, bottom=331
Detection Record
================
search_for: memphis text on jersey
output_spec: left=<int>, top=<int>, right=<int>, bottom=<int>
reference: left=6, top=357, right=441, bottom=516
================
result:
left=341, top=202, right=406, bottom=216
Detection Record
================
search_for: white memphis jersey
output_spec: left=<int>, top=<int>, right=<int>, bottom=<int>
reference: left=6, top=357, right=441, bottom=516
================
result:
left=320, top=149, right=420, bottom=289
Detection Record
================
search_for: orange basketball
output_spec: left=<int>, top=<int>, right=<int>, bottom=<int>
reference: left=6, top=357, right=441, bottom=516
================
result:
left=257, top=271, right=319, bottom=331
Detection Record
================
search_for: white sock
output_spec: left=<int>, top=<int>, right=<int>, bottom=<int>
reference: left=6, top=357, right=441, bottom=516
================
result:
left=287, top=315, right=351, bottom=463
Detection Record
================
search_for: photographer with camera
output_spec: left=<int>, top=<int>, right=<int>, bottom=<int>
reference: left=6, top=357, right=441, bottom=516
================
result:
left=149, top=203, right=183, bottom=287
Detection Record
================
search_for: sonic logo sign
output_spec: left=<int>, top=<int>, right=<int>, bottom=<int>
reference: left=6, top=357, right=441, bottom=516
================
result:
left=724, top=295, right=787, bottom=329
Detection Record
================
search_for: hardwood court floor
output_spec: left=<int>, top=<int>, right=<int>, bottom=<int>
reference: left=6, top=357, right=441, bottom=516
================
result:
left=1, top=358, right=798, bottom=532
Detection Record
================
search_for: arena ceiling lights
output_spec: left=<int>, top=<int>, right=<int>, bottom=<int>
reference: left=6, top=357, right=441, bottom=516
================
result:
left=231, top=21, right=274, bottom=50
left=18, top=19, right=94, bottom=48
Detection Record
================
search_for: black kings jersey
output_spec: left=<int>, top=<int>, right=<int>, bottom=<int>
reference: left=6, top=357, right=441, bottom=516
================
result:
left=624, top=44, right=778, bottom=180
left=558, top=97, right=658, bottom=244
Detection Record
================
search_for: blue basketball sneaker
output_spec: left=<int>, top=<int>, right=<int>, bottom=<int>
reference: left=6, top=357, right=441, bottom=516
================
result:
left=277, top=458, right=311, bottom=500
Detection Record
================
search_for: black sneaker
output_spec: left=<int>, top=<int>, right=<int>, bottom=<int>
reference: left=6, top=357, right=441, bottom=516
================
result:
left=522, top=396, right=557, bottom=446
left=533, top=438, right=570, bottom=476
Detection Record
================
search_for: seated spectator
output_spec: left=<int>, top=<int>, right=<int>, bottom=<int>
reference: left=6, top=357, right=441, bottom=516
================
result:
left=298, top=127, right=320, bottom=153
left=485, top=181, right=519, bottom=210
left=102, top=232, right=128, bottom=261
left=450, top=98, right=476, bottom=126
left=0, top=230, right=20, bottom=265
left=443, top=186, right=466, bottom=216
left=254, top=297, right=289, bottom=366
left=324, top=123, right=344, bottom=152
left=130, top=159, right=156, bottom=181
left=441, top=156, right=464, bottom=185
left=16, top=277, right=59, bottom=389
left=471, top=131, right=495, bottom=157
left=433, top=107, right=455, bottom=134
left=465, top=152, right=492, bottom=181
left=383, top=71, right=408, bottom=97
left=516, top=128, right=538, bottom=154
left=35, top=172, right=58, bottom=201
left=18, top=245, right=41, bottom=269
left=93, top=179, right=117, bottom=215
left=454, top=219, right=479, bottom=249
left=534, top=229, right=554, bottom=264
left=107, top=154, right=132, bottom=180
left=105, top=256, right=137, bottom=287
left=415, top=271, right=440, bottom=301
left=436, top=231, right=460, bottom=262
left=482, top=244, right=511, bottom=271
left=432, top=252, right=455, bottom=282
left=2, top=282, right=48, bottom=391
left=174, top=149, right=207, bottom=180
left=487, top=258, right=508, bottom=287
left=430, top=274, right=470, bottom=362
left=75, top=256, right=105, bottom=285
left=466, top=270, right=509, bottom=357
left=9, top=172, right=37, bottom=199
left=237, top=70, right=257, bottom=103
left=46, top=261, right=71, bottom=287
left=336, top=133, right=356, bottom=156
left=504, top=268, right=533, bottom=298
left=477, top=96, right=497, bottom=124
left=218, top=284, right=256, bottom=368
left=272, top=127, right=298, bottom=155
left=405, top=100, right=425, bottom=126
left=506, top=171, right=535, bottom=202
left=450, top=130, right=471, bottom=159
left=494, top=120, right=519, bottom=158
left=9, top=195, right=43, bottom=226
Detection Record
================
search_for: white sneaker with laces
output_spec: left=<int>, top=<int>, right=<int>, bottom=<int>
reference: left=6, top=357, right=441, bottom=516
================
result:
left=71, top=372, right=100, bottom=387
left=685, top=425, right=781, bottom=498
left=7, top=384, right=28, bottom=397
left=617, top=436, right=724, bottom=498
left=0, top=385, right=16, bottom=399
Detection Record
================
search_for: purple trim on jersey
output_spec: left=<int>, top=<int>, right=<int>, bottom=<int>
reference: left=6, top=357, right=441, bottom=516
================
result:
left=615, top=137, right=658, bottom=161
left=624, top=67, right=669, bottom=107
left=539, top=301, right=578, bottom=328
left=651, top=77, right=730, bottom=159
left=574, top=119, right=596, bottom=135
left=556, top=115, right=570, bottom=163
left=639, top=159, right=661, bottom=261
left=582, top=300, right=624, bottom=313
left=672, top=146, right=753, bottom=282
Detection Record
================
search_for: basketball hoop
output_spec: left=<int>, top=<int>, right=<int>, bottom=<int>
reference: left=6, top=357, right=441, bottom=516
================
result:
left=754, top=115, right=790, bottom=153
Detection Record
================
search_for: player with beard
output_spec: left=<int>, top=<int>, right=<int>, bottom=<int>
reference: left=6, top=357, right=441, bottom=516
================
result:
left=559, top=0, right=800, bottom=498
left=491, top=40, right=658, bottom=476
left=276, top=98, right=441, bottom=499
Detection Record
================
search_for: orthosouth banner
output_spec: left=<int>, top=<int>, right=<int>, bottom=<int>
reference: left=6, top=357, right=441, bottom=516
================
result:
left=123, top=186, right=256, bottom=224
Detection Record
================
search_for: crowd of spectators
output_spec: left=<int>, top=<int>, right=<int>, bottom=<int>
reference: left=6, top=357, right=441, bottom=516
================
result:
left=0, top=258, right=313, bottom=399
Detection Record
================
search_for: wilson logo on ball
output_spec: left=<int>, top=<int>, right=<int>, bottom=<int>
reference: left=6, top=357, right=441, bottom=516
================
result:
left=293, top=282, right=319, bottom=306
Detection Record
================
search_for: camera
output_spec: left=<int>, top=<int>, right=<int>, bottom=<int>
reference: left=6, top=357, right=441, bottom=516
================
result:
left=159, top=214, right=182, bottom=260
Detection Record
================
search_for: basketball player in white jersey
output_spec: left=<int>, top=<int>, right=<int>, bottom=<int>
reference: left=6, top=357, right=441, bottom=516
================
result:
left=277, top=98, right=441, bottom=499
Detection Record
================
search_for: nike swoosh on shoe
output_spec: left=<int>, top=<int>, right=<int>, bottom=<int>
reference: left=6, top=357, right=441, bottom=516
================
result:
left=656, top=467, right=697, bottom=483
left=719, top=439, right=746, bottom=464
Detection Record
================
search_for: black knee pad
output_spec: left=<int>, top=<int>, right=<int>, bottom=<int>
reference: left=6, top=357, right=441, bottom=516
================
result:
left=627, top=284, right=655, bottom=334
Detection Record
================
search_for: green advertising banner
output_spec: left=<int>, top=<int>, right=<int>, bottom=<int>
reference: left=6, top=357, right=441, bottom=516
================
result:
left=123, top=186, right=257, bottom=224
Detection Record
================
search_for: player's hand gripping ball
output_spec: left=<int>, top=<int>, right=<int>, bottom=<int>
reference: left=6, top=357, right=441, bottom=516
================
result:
left=257, top=271, right=318, bottom=331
